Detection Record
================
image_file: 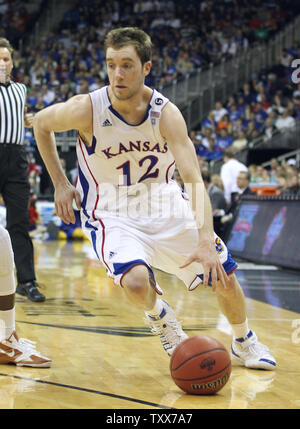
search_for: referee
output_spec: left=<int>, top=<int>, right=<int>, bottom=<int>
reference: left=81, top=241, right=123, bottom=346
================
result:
left=0, top=38, right=45, bottom=302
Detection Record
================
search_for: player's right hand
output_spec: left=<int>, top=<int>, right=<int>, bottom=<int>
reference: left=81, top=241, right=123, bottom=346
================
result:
left=179, top=241, right=229, bottom=292
left=54, top=182, right=81, bottom=224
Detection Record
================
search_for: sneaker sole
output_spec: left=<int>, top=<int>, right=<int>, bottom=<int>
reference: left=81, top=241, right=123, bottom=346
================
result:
left=0, top=361, right=51, bottom=368
left=16, top=362, right=51, bottom=368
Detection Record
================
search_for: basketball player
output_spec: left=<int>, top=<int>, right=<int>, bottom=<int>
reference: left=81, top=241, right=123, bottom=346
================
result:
left=33, top=27, right=275, bottom=370
left=0, top=225, right=51, bottom=366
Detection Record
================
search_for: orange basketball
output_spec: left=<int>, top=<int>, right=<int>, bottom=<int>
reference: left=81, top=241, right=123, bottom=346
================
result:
left=170, top=335, right=231, bottom=395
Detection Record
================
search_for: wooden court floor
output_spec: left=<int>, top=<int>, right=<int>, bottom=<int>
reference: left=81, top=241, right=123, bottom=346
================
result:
left=0, top=239, right=299, bottom=410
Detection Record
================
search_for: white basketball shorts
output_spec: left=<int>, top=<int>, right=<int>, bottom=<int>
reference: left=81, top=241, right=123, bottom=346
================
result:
left=80, top=211, right=238, bottom=291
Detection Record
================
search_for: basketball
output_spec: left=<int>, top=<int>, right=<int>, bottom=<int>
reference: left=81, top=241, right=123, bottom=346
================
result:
left=170, top=335, right=231, bottom=395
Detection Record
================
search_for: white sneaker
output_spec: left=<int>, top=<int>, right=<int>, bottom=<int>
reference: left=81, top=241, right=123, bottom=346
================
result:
left=145, top=301, right=188, bottom=356
left=231, top=330, right=276, bottom=370
left=0, top=331, right=51, bottom=367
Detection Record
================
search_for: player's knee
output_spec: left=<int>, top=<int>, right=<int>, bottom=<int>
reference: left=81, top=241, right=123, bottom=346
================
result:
left=122, top=265, right=150, bottom=295
left=0, top=227, right=14, bottom=276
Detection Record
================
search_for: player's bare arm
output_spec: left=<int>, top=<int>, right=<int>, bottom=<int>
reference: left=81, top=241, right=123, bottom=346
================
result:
left=33, top=94, right=92, bottom=224
left=160, top=102, right=229, bottom=291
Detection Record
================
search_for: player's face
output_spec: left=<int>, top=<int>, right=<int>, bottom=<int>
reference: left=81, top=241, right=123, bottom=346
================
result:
left=0, top=48, right=13, bottom=81
left=106, top=45, right=151, bottom=100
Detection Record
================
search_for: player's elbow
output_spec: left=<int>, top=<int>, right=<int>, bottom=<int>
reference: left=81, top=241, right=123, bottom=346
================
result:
left=33, top=110, right=46, bottom=132
left=33, top=108, right=54, bottom=135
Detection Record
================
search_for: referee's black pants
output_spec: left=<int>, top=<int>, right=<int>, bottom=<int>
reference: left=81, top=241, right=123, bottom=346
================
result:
left=0, top=144, right=35, bottom=283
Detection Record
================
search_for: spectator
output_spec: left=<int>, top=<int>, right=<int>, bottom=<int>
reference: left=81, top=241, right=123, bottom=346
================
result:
left=202, top=168, right=227, bottom=238
left=248, top=164, right=258, bottom=181
left=228, top=103, right=241, bottom=124
left=282, top=170, right=300, bottom=196
left=276, top=172, right=287, bottom=195
left=202, top=169, right=227, bottom=213
left=280, top=48, right=293, bottom=67
left=263, top=116, right=277, bottom=141
left=176, top=50, right=194, bottom=76
left=232, top=130, right=248, bottom=152
left=220, top=147, right=248, bottom=203
left=242, top=83, right=256, bottom=105
left=41, top=84, right=55, bottom=105
left=211, top=174, right=225, bottom=192
left=197, top=156, right=208, bottom=172
left=212, top=101, right=228, bottom=123
left=220, top=171, right=255, bottom=240
left=236, top=95, right=247, bottom=116
left=198, top=127, right=215, bottom=151
left=245, top=120, right=260, bottom=141
left=201, top=111, right=216, bottom=130
left=215, top=128, right=233, bottom=154
left=254, top=101, right=268, bottom=127
left=253, top=165, right=271, bottom=183
left=232, top=117, right=245, bottom=135
left=268, top=157, right=280, bottom=183
left=270, top=94, right=285, bottom=116
left=161, top=53, right=177, bottom=83
left=217, top=114, right=233, bottom=134
left=275, top=108, right=296, bottom=132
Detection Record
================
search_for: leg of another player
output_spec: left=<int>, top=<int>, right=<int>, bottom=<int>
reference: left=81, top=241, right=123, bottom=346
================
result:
left=0, top=225, right=51, bottom=367
left=0, top=227, right=16, bottom=342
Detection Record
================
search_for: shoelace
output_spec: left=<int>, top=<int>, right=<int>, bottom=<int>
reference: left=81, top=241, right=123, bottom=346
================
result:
left=147, top=319, right=185, bottom=348
left=240, top=338, right=271, bottom=357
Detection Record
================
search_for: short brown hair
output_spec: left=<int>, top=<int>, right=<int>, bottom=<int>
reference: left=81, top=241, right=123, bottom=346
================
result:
left=0, top=38, right=13, bottom=55
left=104, top=27, right=152, bottom=65
left=224, top=147, right=235, bottom=159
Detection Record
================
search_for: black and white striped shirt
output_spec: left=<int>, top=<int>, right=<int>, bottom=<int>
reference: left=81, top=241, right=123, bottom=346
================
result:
left=0, top=81, right=26, bottom=145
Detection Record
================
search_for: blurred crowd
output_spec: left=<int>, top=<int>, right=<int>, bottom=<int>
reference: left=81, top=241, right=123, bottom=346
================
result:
left=0, top=0, right=44, bottom=46
left=191, top=44, right=300, bottom=161
left=7, top=0, right=296, bottom=113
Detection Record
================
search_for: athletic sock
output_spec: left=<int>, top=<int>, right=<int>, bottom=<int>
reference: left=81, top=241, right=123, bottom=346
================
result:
left=146, top=298, right=165, bottom=319
left=0, top=227, right=16, bottom=342
left=0, top=308, right=15, bottom=341
left=231, top=319, right=249, bottom=340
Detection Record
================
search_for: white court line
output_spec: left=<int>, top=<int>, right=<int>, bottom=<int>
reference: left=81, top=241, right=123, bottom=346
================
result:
left=236, top=278, right=300, bottom=282
left=238, top=282, right=300, bottom=286
left=183, top=317, right=296, bottom=322
left=239, top=286, right=300, bottom=290
left=237, top=263, right=279, bottom=270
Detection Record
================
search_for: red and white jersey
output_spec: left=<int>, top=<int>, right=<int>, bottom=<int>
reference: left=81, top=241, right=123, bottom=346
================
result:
left=76, top=86, right=184, bottom=219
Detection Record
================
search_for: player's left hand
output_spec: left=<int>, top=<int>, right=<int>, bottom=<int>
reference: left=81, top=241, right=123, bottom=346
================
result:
left=25, top=113, right=34, bottom=128
left=179, top=241, right=229, bottom=292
